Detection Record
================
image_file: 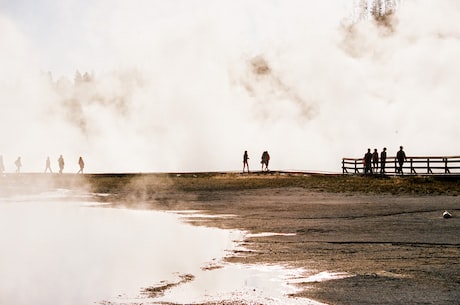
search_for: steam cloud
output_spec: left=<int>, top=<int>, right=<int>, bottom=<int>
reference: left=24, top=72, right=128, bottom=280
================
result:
left=1, top=0, right=460, bottom=173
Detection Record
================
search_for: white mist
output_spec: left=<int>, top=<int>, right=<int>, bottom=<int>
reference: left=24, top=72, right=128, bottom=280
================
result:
left=0, top=191, right=237, bottom=304
left=1, top=1, right=459, bottom=173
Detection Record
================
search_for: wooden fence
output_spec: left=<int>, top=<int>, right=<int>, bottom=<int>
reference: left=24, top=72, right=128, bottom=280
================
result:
left=342, top=155, right=460, bottom=175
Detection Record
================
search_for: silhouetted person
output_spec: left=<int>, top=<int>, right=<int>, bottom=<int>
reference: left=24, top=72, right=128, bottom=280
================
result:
left=0, top=155, right=4, bottom=174
left=265, top=151, right=270, bottom=171
left=14, top=157, right=22, bottom=173
left=77, top=156, right=85, bottom=174
left=261, top=152, right=265, bottom=171
left=44, top=156, right=53, bottom=173
left=396, top=146, right=407, bottom=174
left=380, top=147, right=387, bottom=173
left=58, top=155, right=65, bottom=174
left=372, top=148, right=379, bottom=172
left=243, top=151, right=249, bottom=173
left=364, top=148, right=373, bottom=174
left=261, top=151, right=270, bottom=172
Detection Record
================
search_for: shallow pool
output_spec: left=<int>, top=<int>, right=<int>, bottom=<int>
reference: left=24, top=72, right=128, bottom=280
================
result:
left=0, top=189, right=327, bottom=305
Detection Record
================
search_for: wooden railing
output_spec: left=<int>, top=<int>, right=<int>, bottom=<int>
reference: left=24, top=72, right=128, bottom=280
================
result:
left=342, top=156, right=460, bottom=175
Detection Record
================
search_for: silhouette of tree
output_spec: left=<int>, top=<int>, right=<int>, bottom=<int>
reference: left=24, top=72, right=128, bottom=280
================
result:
left=354, top=0, right=399, bottom=21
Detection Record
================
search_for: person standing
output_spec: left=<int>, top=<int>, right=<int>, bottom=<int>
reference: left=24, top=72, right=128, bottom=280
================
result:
left=14, top=157, right=22, bottom=173
left=77, top=156, right=85, bottom=174
left=364, top=148, right=373, bottom=174
left=372, top=149, right=379, bottom=173
left=0, top=155, right=4, bottom=174
left=261, top=151, right=266, bottom=171
left=242, top=151, right=249, bottom=173
left=396, top=146, right=407, bottom=174
left=265, top=151, right=270, bottom=171
left=44, top=156, right=53, bottom=173
left=261, top=151, right=270, bottom=172
left=58, top=155, right=65, bottom=174
left=380, top=147, right=387, bottom=174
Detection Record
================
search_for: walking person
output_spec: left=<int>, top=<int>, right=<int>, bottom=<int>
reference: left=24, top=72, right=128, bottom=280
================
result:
left=14, top=157, right=22, bottom=173
left=242, top=151, right=250, bottom=173
left=261, top=151, right=270, bottom=172
left=396, top=146, right=407, bottom=175
left=380, top=147, right=387, bottom=174
left=372, top=149, right=379, bottom=173
left=58, top=155, right=65, bottom=174
left=363, top=148, right=373, bottom=174
left=265, top=151, right=270, bottom=171
left=77, top=156, right=85, bottom=174
left=44, top=156, right=53, bottom=173
left=261, top=151, right=265, bottom=171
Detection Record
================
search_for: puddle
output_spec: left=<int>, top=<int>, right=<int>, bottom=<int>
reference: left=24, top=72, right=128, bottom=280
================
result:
left=0, top=191, right=240, bottom=305
left=171, top=210, right=237, bottom=219
left=0, top=190, right=334, bottom=305
left=149, top=264, right=327, bottom=305
left=101, top=263, right=329, bottom=305
left=246, top=232, right=297, bottom=238
left=290, top=271, right=353, bottom=284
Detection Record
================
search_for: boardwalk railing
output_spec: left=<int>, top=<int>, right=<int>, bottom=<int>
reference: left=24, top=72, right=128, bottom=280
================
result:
left=342, top=155, right=460, bottom=175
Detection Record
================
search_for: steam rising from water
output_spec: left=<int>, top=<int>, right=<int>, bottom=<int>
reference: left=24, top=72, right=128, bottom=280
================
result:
left=1, top=1, right=460, bottom=173
left=0, top=192, right=239, bottom=304
left=0, top=191, right=330, bottom=305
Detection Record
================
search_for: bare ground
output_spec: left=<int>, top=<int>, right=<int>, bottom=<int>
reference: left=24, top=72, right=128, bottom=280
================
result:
left=91, top=172, right=460, bottom=305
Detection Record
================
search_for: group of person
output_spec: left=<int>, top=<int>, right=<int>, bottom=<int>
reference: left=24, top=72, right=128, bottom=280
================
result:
left=363, top=146, right=407, bottom=174
left=0, top=155, right=85, bottom=174
left=242, top=150, right=270, bottom=173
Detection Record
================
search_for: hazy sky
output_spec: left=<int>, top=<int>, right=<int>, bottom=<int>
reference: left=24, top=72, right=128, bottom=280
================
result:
left=1, top=0, right=460, bottom=173
left=1, top=0, right=352, bottom=76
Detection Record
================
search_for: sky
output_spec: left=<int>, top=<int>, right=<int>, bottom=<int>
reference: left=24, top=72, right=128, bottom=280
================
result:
left=1, top=0, right=460, bottom=173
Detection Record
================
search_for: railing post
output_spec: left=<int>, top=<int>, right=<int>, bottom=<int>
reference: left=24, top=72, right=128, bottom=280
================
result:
left=444, top=158, right=450, bottom=174
left=354, top=159, right=358, bottom=174
left=342, top=159, right=347, bottom=174
left=427, top=158, right=432, bottom=174
left=410, top=158, right=416, bottom=174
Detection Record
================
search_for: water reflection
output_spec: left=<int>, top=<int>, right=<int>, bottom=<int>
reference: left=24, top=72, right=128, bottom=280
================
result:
left=0, top=190, right=328, bottom=305
left=154, top=264, right=326, bottom=305
left=0, top=191, right=238, bottom=304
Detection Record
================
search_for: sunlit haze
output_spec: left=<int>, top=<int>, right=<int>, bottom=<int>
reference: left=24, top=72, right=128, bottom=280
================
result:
left=1, top=0, right=460, bottom=173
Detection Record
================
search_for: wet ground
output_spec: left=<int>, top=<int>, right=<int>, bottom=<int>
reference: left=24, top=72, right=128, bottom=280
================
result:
left=100, top=173, right=460, bottom=305
left=143, top=189, right=459, bottom=304
left=2, top=172, right=460, bottom=304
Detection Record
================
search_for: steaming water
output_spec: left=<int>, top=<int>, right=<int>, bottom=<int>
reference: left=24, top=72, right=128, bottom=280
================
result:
left=3, top=1, right=460, bottom=174
left=0, top=190, right=327, bottom=305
